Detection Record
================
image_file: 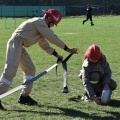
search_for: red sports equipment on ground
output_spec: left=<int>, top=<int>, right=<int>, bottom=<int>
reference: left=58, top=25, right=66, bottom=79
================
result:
left=42, top=9, right=62, bottom=25
left=85, top=44, right=102, bottom=60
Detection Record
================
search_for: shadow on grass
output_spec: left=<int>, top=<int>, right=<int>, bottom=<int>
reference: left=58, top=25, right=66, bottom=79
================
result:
left=68, top=95, right=120, bottom=107
left=109, top=99, right=120, bottom=107
left=8, top=103, right=120, bottom=120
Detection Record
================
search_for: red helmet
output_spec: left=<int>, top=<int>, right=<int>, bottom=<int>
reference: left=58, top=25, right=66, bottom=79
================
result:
left=42, top=9, right=62, bottom=25
left=85, top=44, right=102, bottom=60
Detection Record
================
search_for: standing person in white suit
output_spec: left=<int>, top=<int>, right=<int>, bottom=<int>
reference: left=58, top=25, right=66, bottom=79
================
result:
left=0, top=9, right=77, bottom=110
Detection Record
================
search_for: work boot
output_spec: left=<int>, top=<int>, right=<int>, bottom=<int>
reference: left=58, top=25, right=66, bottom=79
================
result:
left=0, top=100, right=6, bottom=110
left=62, top=86, right=69, bottom=93
left=83, top=20, right=85, bottom=25
left=83, top=21, right=85, bottom=25
left=91, top=22, right=94, bottom=26
left=18, top=95, right=38, bottom=105
left=81, top=92, right=91, bottom=102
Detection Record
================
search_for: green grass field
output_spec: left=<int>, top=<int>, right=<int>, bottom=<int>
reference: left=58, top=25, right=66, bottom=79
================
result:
left=0, top=16, right=120, bottom=120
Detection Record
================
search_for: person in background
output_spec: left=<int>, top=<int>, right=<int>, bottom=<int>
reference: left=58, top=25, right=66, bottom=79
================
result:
left=0, top=9, right=77, bottom=110
left=83, top=4, right=94, bottom=26
left=79, top=44, right=117, bottom=105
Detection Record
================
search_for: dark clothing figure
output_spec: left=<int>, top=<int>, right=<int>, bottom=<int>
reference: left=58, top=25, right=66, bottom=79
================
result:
left=83, top=6, right=94, bottom=26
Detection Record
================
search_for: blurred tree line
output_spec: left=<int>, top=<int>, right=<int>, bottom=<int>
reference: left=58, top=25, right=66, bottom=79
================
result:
left=0, top=0, right=119, bottom=6
left=0, top=0, right=120, bottom=15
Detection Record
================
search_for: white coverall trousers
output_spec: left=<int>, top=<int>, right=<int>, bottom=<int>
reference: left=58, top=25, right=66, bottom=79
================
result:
left=0, top=34, right=36, bottom=96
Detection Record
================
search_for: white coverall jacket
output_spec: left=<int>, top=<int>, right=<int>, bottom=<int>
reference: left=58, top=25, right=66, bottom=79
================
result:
left=0, top=17, right=66, bottom=96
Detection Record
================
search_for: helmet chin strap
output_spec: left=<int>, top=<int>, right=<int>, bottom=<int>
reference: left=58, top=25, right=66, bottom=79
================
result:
left=45, top=15, right=53, bottom=28
left=48, top=22, right=51, bottom=28
left=45, top=18, right=50, bottom=28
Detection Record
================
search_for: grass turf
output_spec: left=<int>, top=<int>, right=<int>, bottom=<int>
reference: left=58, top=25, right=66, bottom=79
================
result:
left=0, top=16, right=120, bottom=120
